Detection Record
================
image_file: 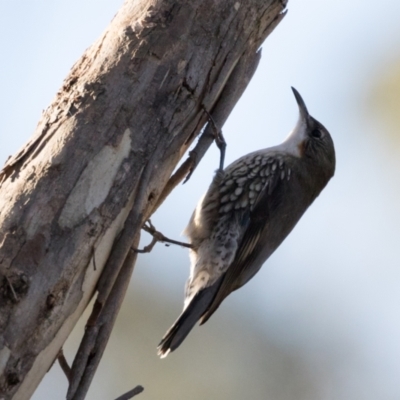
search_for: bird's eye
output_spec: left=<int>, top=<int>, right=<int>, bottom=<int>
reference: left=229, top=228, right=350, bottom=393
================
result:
left=311, top=129, right=322, bottom=138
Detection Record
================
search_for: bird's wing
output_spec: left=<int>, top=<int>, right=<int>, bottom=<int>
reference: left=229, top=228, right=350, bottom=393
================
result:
left=200, top=157, right=286, bottom=324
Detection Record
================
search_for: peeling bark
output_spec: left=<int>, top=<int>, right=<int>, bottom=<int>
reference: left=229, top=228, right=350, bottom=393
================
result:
left=0, top=0, right=287, bottom=399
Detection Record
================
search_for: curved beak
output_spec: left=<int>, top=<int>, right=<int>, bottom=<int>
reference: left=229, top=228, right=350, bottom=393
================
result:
left=291, top=87, right=309, bottom=121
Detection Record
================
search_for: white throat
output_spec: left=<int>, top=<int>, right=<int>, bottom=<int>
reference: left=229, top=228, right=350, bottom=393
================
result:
left=268, top=117, right=307, bottom=157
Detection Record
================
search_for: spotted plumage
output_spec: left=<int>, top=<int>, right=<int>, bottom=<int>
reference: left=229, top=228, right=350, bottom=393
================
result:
left=158, top=88, right=336, bottom=357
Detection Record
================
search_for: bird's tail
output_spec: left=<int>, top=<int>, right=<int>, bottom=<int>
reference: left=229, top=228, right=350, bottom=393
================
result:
left=157, top=278, right=222, bottom=358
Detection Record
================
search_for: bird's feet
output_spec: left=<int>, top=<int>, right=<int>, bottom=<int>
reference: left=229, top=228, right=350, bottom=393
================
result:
left=133, top=220, right=193, bottom=253
left=202, top=107, right=226, bottom=171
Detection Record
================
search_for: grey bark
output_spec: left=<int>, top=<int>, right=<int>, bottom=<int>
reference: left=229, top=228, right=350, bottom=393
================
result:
left=0, top=0, right=287, bottom=399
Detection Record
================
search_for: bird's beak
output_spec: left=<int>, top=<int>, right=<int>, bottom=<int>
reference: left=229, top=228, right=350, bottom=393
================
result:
left=291, top=87, right=309, bottom=121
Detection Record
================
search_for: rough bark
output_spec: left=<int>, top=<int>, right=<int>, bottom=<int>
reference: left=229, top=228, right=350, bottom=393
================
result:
left=0, top=0, right=287, bottom=399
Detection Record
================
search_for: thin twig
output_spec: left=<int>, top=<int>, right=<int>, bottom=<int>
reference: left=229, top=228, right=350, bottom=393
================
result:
left=114, top=385, right=144, bottom=400
left=152, top=153, right=196, bottom=215
left=58, top=349, right=72, bottom=384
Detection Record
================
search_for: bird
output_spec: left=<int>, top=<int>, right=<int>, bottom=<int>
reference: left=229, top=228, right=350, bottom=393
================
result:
left=157, top=87, right=336, bottom=358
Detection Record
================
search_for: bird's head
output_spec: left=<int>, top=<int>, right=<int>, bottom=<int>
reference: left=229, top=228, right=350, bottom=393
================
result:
left=288, top=87, right=336, bottom=180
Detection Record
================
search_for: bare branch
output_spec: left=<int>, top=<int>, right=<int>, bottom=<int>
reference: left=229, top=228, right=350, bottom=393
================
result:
left=57, top=349, right=71, bottom=384
left=67, top=246, right=139, bottom=400
left=114, top=385, right=144, bottom=400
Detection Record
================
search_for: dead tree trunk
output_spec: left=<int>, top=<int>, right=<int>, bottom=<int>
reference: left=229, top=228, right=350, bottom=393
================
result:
left=0, top=1, right=286, bottom=399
